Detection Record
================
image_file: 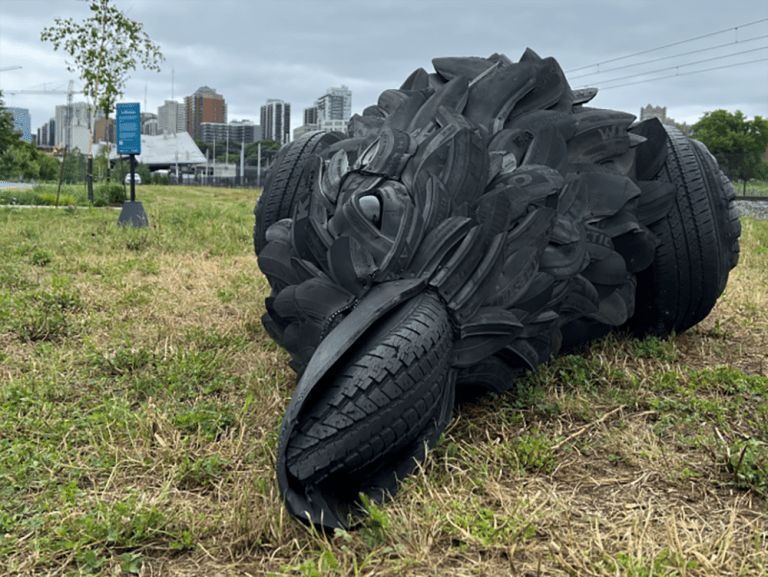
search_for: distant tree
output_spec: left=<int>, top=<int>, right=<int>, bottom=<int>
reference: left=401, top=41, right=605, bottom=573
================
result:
left=37, top=151, right=61, bottom=181
left=111, top=158, right=129, bottom=184
left=41, top=0, right=164, bottom=187
left=62, top=147, right=86, bottom=183
left=0, top=91, right=23, bottom=154
left=0, top=144, right=40, bottom=181
left=246, top=139, right=281, bottom=167
left=136, top=162, right=151, bottom=184
left=692, top=110, right=768, bottom=194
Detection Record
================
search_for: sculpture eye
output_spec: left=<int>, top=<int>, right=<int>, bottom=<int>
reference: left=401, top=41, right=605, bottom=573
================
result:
left=358, top=194, right=382, bottom=228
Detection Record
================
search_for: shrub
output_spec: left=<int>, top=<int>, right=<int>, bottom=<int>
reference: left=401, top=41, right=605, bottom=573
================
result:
left=94, top=183, right=126, bottom=207
left=37, top=192, right=76, bottom=206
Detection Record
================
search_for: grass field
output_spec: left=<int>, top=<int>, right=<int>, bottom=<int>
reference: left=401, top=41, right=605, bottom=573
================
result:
left=0, top=185, right=766, bottom=576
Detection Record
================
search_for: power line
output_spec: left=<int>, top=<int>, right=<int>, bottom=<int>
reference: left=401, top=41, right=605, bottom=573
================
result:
left=584, top=57, right=768, bottom=91
left=566, top=18, right=768, bottom=73
left=569, top=34, right=768, bottom=80
left=575, top=45, right=768, bottom=88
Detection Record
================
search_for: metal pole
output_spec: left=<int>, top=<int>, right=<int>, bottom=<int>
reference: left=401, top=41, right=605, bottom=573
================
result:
left=240, top=136, right=244, bottom=187
left=130, top=154, right=136, bottom=202
left=257, top=142, right=261, bottom=188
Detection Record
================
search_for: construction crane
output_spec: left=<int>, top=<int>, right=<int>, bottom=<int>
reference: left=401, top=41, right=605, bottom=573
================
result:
left=5, top=80, right=84, bottom=150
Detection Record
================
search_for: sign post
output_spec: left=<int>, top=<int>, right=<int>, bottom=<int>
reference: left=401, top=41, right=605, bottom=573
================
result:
left=116, top=103, right=148, bottom=228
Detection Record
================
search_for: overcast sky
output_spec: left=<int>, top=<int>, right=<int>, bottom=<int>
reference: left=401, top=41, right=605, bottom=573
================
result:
left=1, top=0, right=766, bottom=141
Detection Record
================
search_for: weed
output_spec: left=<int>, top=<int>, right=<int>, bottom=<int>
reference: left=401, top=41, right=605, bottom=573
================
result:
left=29, top=247, right=51, bottom=266
left=504, top=431, right=557, bottom=473
left=177, top=454, right=230, bottom=488
left=633, top=335, right=680, bottom=361
left=173, top=402, right=237, bottom=440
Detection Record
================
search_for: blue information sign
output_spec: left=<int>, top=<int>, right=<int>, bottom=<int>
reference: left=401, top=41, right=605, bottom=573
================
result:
left=116, top=103, right=141, bottom=154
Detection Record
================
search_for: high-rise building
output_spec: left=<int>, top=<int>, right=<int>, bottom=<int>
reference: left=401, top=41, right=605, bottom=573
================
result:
left=54, top=102, right=93, bottom=151
left=6, top=107, right=32, bottom=143
left=200, top=120, right=260, bottom=145
left=37, top=118, right=56, bottom=148
left=303, top=106, right=318, bottom=126
left=260, top=99, right=291, bottom=144
left=93, top=117, right=116, bottom=144
left=184, top=86, right=227, bottom=141
left=140, top=112, right=158, bottom=135
left=315, top=85, right=351, bottom=132
left=158, top=100, right=186, bottom=134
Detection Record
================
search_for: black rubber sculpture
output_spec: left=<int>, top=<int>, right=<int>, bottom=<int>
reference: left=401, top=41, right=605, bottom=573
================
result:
left=253, top=49, right=741, bottom=530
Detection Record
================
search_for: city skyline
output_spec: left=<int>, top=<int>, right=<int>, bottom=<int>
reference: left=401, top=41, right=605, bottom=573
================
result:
left=1, top=1, right=766, bottom=148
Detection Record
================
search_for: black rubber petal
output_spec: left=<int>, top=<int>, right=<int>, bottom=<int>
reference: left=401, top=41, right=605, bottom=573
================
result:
left=357, top=127, right=417, bottom=179
left=348, top=115, right=385, bottom=139
left=382, top=89, right=432, bottom=132
left=581, top=250, right=629, bottom=286
left=521, top=123, right=569, bottom=176
left=506, top=49, right=566, bottom=122
left=635, top=180, right=676, bottom=226
left=488, top=128, right=534, bottom=164
left=589, top=278, right=636, bottom=326
left=429, top=225, right=486, bottom=303
left=272, top=277, right=355, bottom=329
left=509, top=271, right=555, bottom=317
left=505, top=109, right=579, bottom=141
left=377, top=89, right=410, bottom=115
left=257, top=238, right=301, bottom=292
left=539, top=241, right=588, bottom=279
left=400, top=67, right=431, bottom=91
left=572, top=87, right=598, bottom=105
left=567, top=107, right=635, bottom=164
left=630, top=117, right=668, bottom=181
left=363, top=104, right=387, bottom=118
left=455, top=356, right=522, bottom=402
left=579, top=172, right=641, bottom=221
left=501, top=165, right=564, bottom=206
left=432, top=56, right=495, bottom=81
left=408, top=76, right=470, bottom=136
left=406, top=216, right=475, bottom=279
left=584, top=225, right=615, bottom=261
left=464, top=60, right=537, bottom=133
left=550, top=215, right=583, bottom=245
left=612, top=227, right=659, bottom=273
left=592, top=210, right=641, bottom=238
left=327, top=235, right=378, bottom=297
left=485, top=246, right=539, bottom=309
left=448, top=232, right=506, bottom=323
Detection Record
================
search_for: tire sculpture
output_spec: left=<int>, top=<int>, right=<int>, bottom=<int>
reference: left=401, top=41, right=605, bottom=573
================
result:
left=253, top=49, right=741, bottom=530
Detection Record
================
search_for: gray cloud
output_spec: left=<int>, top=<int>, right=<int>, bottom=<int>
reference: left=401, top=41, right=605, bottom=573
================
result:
left=1, top=0, right=766, bottom=140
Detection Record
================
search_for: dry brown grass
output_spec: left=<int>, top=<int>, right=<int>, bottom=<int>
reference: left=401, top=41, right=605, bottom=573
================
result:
left=0, top=192, right=765, bottom=576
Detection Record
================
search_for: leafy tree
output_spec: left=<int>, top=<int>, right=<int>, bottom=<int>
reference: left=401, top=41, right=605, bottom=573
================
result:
left=61, top=147, right=87, bottom=183
left=245, top=139, right=281, bottom=166
left=41, top=0, right=164, bottom=185
left=0, top=91, right=23, bottom=154
left=1, top=91, right=62, bottom=182
left=692, top=110, right=768, bottom=194
left=136, top=162, right=151, bottom=184
left=37, top=152, right=61, bottom=181
left=0, top=144, right=39, bottom=181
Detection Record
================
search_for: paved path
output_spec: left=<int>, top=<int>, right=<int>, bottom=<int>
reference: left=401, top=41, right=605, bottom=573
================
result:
left=0, top=181, right=35, bottom=191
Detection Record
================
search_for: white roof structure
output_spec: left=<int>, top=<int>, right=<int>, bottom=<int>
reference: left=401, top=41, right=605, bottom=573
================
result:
left=95, top=131, right=206, bottom=166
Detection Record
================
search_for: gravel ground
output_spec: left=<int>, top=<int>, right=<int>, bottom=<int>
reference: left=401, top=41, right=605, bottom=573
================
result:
left=734, top=199, right=768, bottom=220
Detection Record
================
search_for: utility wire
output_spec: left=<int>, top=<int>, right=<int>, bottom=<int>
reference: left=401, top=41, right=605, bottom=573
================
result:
left=570, top=34, right=768, bottom=80
left=582, top=57, right=768, bottom=91
left=566, top=18, right=768, bottom=73
left=575, top=45, right=768, bottom=87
